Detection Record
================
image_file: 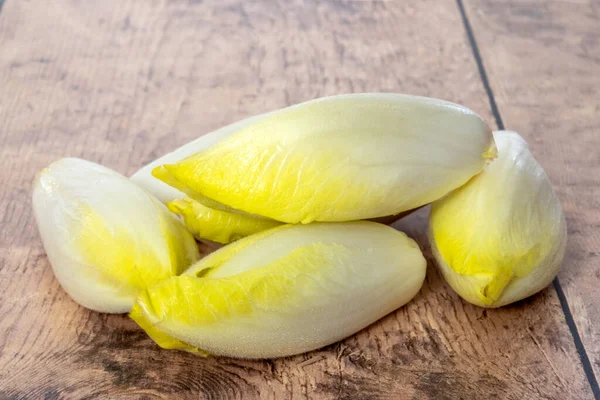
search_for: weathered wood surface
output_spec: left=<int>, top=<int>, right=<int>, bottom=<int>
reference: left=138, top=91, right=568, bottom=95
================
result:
left=0, top=0, right=597, bottom=399
left=464, top=0, right=600, bottom=391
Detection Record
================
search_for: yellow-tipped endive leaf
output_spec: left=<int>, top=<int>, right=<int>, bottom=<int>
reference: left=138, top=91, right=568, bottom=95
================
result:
left=429, top=131, right=567, bottom=308
left=167, top=197, right=281, bottom=244
left=130, top=112, right=270, bottom=203
left=32, top=158, right=200, bottom=313
left=153, top=93, right=497, bottom=224
left=130, top=222, right=427, bottom=358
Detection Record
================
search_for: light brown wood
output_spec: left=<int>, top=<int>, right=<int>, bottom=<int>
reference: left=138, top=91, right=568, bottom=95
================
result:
left=464, top=0, right=600, bottom=386
left=0, top=0, right=595, bottom=398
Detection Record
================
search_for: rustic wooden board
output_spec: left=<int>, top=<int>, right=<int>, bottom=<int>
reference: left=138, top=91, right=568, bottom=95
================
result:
left=463, top=0, right=600, bottom=393
left=0, top=0, right=596, bottom=398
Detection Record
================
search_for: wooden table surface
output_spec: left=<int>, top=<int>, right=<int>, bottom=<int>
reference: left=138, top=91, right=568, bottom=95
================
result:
left=1, top=1, right=599, bottom=399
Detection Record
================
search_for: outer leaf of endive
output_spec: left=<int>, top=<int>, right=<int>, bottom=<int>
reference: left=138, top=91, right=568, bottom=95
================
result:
left=32, top=158, right=200, bottom=313
left=167, top=197, right=281, bottom=244
left=154, top=93, right=496, bottom=224
left=130, top=112, right=270, bottom=203
left=429, top=131, right=567, bottom=308
left=130, top=221, right=427, bottom=358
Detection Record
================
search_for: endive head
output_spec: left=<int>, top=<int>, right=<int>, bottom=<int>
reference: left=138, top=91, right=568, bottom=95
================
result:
left=130, top=221, right=427, bottom=358
left=151, top=93, right=496, bottom=224
left=429, top=131, right=566, bottom=307
left=32, top=158, right=200, bottom=313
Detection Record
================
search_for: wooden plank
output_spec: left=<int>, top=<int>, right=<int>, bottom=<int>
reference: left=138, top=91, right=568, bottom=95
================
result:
left=463, top=0, right=600, bottom=393
left=0, top=0, right=593, bottom=398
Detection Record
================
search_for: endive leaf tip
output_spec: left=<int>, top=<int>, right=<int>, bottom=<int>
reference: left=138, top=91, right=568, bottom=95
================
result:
left=171, top=196, right=283, bottom=244
left=152, top=163, right=182, bottom=184
left=130, top=298, right=210, bottom=357
left=132, top=280, right=214, bottom=356
left=151, top=164, right=168, bottom=180
left=482, top=139, right=498, bottom=161
left=166, top=199, right=184, bottom=214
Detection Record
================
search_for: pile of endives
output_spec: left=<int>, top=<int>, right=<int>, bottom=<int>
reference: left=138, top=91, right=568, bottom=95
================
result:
left=32, top=93, right=566, bottom=359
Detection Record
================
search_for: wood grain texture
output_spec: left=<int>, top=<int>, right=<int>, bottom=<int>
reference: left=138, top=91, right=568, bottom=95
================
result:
left=463, top=0, right=600, bottom=388
left=0, top=0, right=595, bottom=398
